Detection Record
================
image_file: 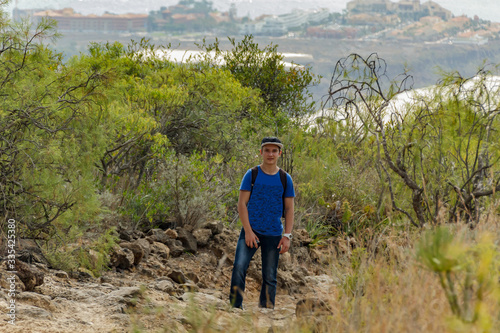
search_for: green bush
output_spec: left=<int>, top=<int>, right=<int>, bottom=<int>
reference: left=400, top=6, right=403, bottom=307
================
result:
left=122, top=151, right=232, bottom=230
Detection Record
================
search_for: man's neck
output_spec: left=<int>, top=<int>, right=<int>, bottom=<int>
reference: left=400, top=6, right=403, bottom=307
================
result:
left=259, top=163, right=279, bottom=175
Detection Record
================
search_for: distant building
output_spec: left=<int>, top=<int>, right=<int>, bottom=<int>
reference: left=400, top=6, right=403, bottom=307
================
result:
left=241, top=9, right=330, bottom=36
left=26, top=8, right=147, bottom=33
left=346, top=13, right=400, bottom=25
left=346, top=0, right=452, bottom=21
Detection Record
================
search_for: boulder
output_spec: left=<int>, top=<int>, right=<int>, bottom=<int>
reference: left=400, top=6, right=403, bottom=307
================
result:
left=0, top=269, right=26, bottom=292
left=151, top=241, right=170, bottom=260
left=165, top=239, right=184, bottom=257
left=181, top=292, right=226, bottom=310
left=77, top=267, right=95, bottom=279
left=135, top=238, right=151, bottom=260
left=105, top=286, right=142, bottom=306
left=54, top=271, right=69, bottom=279
left=108, top=286, right=142, bottom=299
left=293, top=247, right=311, bottom=265
left=17, top=292, right=55, bottom=311
left=131, top=230, right=145, bottom=240
left=278, top=252, right=292, bottom=271
left=293, top=228, right=313, bottom=247
left=16, top=239, right=49, bottom=266
left=202, top=221, right=224, bottom=235
left=213, top=228, right=239, bottom=248
left=119, top=241, right=144, bottom=265
left=176, top=228, right=197, bottom=254
left=186, top=272, right=200, bottom=284
left=110, top=247, right=135, bottom=270
left=165, top=229, right=178, bottom=239
left=193, top=229, right=212, bottom=247
left=118, top=227, right=133, bottom=242
left=155, top=279, right=175, bottom=294
left=15, top=259, right=44, bottom=291
left=147, top=228, right=170, bottom=244
left=17, top=304, right=53, bottom=320
left=168, top=269, right=187, bottom=284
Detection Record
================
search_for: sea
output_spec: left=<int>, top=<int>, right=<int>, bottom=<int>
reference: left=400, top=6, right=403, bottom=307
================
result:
left=5, top=0, right=500, bottom=23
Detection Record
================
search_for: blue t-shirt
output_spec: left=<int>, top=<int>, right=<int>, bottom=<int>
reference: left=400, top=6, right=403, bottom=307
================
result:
left=240, top=166, right=295, bottom=236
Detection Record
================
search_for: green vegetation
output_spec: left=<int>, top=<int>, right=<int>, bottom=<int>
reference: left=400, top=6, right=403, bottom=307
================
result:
left=1, top=3, right=500, bottom=329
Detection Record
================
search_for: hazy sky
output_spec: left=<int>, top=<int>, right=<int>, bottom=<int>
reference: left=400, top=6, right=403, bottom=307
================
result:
left=7, top=0, right=499, bottom=22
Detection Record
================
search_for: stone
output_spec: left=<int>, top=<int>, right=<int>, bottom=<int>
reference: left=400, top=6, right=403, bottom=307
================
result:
left=180, top=282, right=199, bottom=293
left=202, top=221, right=224, bottom=235
left=293, top=247, right=311, bottom=264
left=131, top=230, right=145, bottom=240
left=18, top=304, right=53, bottom=320
left=15, top=259, right=44, bottom=291
left=176, top=228, right=197, bottom=254
left=155, top=279, right=175, bottom=293
left=277, top=271, right=298, bottom=292
left=147, top=228, right=170, bottom=244
left=165, top=229, right=178, bottom=239
left=118, top=228, right=132, bottom=242
left=76, top=267, right=94, bottom=281
left=105, top=287, right=142, bottom=307
left=213, top=228, right=239, bottom=249
left=181, top=292, right=226, bottom=310
left=17, top=239, right=50, bottom=266
left=0, top=270, right=26, bottom=292
left=278, top=252, right=292, bottom=271
left=110, top=246, right=135, bottom=270
left=186, top=272, right=200, bottom=284
left=293, top=228, right=313, bottom=247
left=108, top=286, right=142, bottom=299
left=135, top=238, right=151, bottom=260
left=303, top=274, right=338, bottom=295
left=193, top=229, right=212, bottom=247
left=165, top=239, right=184, bottom=257
left=151, top=241, right=170, bottom=259
left=17, top=291, right=55, bottom=311
left=311, top=248, right=332, bottom=265
left=168, top=269, right=188, bottom=284
left=119, top=241, right=144, bottom=265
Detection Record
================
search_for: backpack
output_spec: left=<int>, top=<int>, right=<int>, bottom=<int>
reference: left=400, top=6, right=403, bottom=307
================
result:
left=249, top=166, right=288, bottom=218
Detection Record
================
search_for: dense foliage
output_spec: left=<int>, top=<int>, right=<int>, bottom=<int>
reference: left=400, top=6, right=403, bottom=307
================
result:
left=0, top=3, right=499, bottom=288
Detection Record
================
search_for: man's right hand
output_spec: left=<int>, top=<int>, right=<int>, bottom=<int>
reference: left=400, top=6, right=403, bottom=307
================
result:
left=245, top=230, right=260, bottom=248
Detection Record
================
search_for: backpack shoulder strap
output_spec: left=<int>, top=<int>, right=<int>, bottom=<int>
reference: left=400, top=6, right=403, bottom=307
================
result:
left=278, top=168, right=287, bottom=192
left=251, top=166, right=259, bottom=190
left=279, top=168, right=288, bottom=218
left=249, top=166, right=259, bottom=200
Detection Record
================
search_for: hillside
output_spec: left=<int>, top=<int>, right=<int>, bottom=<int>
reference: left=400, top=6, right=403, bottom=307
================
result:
left=0, top=224, right=335, bottom=332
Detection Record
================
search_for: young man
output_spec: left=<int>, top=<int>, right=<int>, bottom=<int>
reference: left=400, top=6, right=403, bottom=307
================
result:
left=229, top=137, right=295, bottom=309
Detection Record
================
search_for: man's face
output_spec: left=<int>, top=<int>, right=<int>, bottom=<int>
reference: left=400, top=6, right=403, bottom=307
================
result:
left=260, top=144, right=282, bottom=164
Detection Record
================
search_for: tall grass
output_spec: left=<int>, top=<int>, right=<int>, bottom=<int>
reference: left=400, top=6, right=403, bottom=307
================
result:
left=296, top=212, right=500, bottom=332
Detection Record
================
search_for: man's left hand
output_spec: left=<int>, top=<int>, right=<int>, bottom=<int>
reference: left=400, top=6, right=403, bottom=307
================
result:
left=278, top=237, right=291, bottom=254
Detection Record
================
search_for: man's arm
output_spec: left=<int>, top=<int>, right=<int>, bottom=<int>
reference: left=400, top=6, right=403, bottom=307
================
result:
left=237, top=190, right=259, bottom=248
left=278, top=197, right=294, bottom=254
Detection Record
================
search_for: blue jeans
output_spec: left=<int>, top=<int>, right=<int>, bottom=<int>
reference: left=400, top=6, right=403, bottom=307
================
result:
left=229, top=229, right=281, bottom=309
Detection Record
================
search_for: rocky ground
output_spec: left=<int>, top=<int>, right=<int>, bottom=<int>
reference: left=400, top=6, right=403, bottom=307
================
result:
left=0, top=222, right=339, bottom=332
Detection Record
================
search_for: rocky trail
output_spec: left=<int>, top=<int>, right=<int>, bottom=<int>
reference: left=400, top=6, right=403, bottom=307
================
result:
left=0, top=222, right=338, bottom=332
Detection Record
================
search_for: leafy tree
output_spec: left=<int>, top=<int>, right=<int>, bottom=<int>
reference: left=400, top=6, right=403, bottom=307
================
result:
left=78, top=39, right=262, bottom=191
left=324, top=53, right=500, bottom=227
left=197, top=35, right=319, bottom=129
left=0, top=14, right=108, bottom=238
